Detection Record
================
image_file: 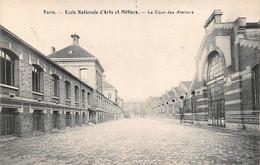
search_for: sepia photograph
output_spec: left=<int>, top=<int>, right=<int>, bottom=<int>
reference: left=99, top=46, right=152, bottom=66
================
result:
left=0, top=0, right=259, bottom=164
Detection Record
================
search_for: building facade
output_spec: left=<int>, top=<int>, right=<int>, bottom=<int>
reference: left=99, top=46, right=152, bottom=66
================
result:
left=0, top=25, right=122, bottom=137
left=148, top=10, right=260, bottom=132
left=102, top=80, right=118, bottom=104
left=189, top=10, right=260, bottom=130
left=49, top=34, right=122, bottom=123
left=148, top=81, right=191, bottom=118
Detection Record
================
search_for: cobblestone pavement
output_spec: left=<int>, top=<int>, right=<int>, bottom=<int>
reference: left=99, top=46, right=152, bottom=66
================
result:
left=0, top=118, right=259, bottom=165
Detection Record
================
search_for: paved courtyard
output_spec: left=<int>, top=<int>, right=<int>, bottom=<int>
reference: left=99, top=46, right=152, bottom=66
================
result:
left=0, top=118, right=259, bottom=165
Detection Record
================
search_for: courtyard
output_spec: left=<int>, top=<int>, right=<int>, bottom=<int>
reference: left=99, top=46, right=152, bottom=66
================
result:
left=0, top=118, right=259, bottom=165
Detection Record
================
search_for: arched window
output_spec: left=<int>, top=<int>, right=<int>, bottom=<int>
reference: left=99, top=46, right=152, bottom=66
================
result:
left=0, top=49, right=15, bottom=86
left=87, top=92, right=91, bottom=105
left=207, top=52, right=225, bottom=126
left=52, top=74, right=59, bottom=97
left=252, top=64, right=260, bottom=109
left=207, top=52, right=225, bottom=81
left=32, top=64, right=43, bottom=93
left=75, top=86, right=79, bottom=102
left=81, top=89, right=85, bottom=104
left=65, top=81, right=71, bottom=100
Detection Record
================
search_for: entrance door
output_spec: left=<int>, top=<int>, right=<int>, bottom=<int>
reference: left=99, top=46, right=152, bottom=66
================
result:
left=207, top=52, right=225, bottom=127
left=52, top=111, right=59, bottom=129
left=82, top=113, right=86, bottom=124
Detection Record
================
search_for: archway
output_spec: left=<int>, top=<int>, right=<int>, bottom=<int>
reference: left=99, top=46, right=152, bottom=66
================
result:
left=207, top=51, right=225, bottom=127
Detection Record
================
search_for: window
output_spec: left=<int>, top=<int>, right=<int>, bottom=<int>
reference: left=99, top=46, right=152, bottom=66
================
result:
left=207, top=52, right=224, bottom=81
left=52, top=74, right=59, bottom=97
left=75, top=86, right=79, bottom=102
left=32, top=65, right=43, bottom=92
left=252, top=64, right=260, bottom=109
left=65, top=81, right=71, bottom=100
left=87, top=92, right=91, bottom=105
left=82, top=89, right=85, bottom=104
left=0, top=49, right=15, bottom=86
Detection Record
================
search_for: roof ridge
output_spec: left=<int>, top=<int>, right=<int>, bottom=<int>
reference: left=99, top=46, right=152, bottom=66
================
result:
left=48, top=44, right=95, bottom=58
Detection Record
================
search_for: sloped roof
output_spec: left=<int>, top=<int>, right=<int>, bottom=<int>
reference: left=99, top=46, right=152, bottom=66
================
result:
left=48, top=45, right=95, bottom=58
left=0, top=25, right=93, bottom=90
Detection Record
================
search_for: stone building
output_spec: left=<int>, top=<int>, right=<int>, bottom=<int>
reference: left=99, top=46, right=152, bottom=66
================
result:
left=0, top=25, right=122, bottom=137
left=102, top=80, right=118, bottom=104
left=117, top=96, right=124, bottom=109
left=48, top=34, right=122, bottom=123
left=148, top=81, right=191, bottom=117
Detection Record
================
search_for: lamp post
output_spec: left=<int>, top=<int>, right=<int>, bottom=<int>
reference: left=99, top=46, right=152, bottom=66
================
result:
left=172, top=99, right=175, bottom=116
left=191, top=91, right=195, bottom=124
left=180, top=96, right=184, bottom=124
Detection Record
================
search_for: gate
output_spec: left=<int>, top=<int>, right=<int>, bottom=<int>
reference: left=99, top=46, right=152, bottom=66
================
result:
left=52, top=111, right=59, bottom=128
left=33, top=110, right=43, bottom=131
left=65, top=112, right=71, bottom=126
left=207, top=52, right=225, bottom=127
left=1, top=113, right=16, bottom=136
left=75, top=112, right=80, bottom=125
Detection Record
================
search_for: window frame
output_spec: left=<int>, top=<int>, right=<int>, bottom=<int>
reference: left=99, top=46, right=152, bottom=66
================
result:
left=207, top=52, right=225, bottom=81
left=32, top=64, right=43, bottom=93
left=87, top=92, right=91, bottom=105
left=52, top=74, right=60, bottom=97
left=65, top=81, right=71, bottom=100
left=81, top=89, right=86, bottom=104
left=0, top=49, right=15, bottom=86
left=74, top=85, right=79, bottom=102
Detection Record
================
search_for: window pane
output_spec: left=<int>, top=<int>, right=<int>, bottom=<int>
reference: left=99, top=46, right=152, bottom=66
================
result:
left=208, top=53, right=224, bottom=81
left=0, top=58, right=5, bottom=84
left=32, top=72, right=35, bottom=91
left=6, top=60, right=11, bottom=85
left=82, top=90, right=85, bottom=103
left=75, top=86, right=79, bottom=101
left=65, top=82, right=70, bottom=99
left=53, top=77, right=59, bottom=97
left=0, top=50, right=15, bottom=86
left=32, top=66, right=41, bottom=92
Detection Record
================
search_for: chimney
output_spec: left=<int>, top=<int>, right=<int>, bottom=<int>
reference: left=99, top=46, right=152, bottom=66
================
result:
left=204, top=9, right=223, bottom=28
left=51, top=46, right=55, bottom=53
left=71, top=34, right=80, bottom=46
left=236, top=17, right=247, bottom=39
left=236, top=17, right=247, bottom=27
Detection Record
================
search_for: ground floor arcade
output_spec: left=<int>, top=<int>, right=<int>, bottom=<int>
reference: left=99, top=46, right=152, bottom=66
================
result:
left=0, top=104, right=121, bottom=137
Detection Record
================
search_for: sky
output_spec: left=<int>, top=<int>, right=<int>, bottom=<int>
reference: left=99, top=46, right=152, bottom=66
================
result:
left=1, top=0, right=259, bottom=101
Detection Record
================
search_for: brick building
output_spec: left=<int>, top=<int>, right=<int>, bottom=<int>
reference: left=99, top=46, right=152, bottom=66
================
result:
left=0, top=25, right=122, bottom=137
left=189, top=10, right=260, bottom=130
left=148, top=10, right=260, bottom=132
left=148, top=81, right=191, bottom=117
left=102, top=80, right=118, bottom=104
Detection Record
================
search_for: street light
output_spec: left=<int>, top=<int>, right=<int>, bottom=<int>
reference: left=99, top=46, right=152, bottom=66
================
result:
left=191, top=91, right=195, bottom=124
